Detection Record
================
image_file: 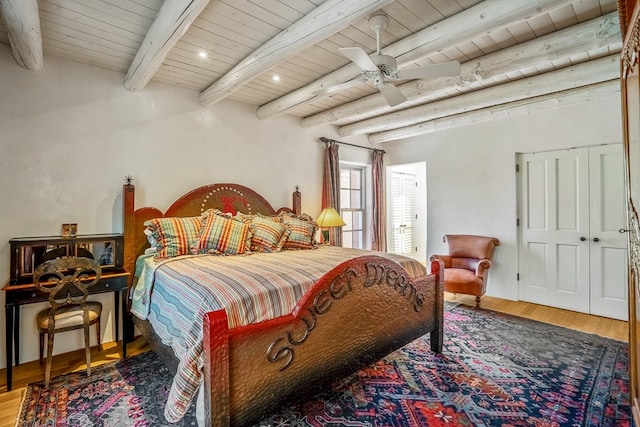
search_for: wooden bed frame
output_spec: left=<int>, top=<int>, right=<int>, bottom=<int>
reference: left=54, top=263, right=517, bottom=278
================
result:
left=122, top=182, right=444, bottom=427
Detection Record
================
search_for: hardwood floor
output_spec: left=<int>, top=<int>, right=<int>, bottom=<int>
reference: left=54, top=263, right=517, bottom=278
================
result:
left=446, top=293, right=629, bottom=342
left=0, top=295, right=629, bottom=426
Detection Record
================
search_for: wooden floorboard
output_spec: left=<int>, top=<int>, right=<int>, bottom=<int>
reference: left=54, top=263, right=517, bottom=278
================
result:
left=0, top=295, right=629, bottom=426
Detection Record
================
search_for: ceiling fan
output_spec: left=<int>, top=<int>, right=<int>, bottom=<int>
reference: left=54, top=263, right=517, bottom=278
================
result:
left=323, top=14, right=461, bottom=107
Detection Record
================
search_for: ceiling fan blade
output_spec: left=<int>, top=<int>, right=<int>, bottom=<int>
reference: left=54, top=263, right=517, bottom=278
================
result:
left=396, top=60, right=461, bottom=80
left=378, top=83, right=407, bottom=107
left=339, top=47, right=378, bottom=71
left=314, top=78, right=364, bottom=96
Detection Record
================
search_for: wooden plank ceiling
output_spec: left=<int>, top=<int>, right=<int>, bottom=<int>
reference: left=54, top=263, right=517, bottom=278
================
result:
left=0, top=0, right=622, bottom=143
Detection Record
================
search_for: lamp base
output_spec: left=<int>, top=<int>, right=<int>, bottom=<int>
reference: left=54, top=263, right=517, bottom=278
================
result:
left=322, top=229, right=330, bottom=245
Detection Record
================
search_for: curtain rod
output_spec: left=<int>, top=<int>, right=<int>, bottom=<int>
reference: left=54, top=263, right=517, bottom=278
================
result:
left=319, top=137, right=385, bottom=154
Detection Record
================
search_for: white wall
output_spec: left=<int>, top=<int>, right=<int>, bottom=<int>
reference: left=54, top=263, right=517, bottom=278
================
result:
left=384, top=88, right=623, bottom=302
left=0, top=44, right=370, bottom=368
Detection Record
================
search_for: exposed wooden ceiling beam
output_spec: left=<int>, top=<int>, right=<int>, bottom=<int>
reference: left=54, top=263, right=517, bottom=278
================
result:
left=0, top=0, right=42, bottom=71
left=255, top=0, right=575, bottom=120
left=198, top=0, right=395, bottom=107
left=367, top=80, right=619, bottom=143
left=123, top=0, right=211, bottom=92
left=357, top=55, right=620, bottom=142
left=302, top=12, right=621, bottom=128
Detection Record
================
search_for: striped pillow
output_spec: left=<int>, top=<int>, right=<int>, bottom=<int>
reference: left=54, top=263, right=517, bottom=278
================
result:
left=191, top=209, right=251, bottom=255
left=248, top=215, right=290, bottom=252
left=144, top=216, right=201, bottom=258
left=278, top=213, right=319, bottom=250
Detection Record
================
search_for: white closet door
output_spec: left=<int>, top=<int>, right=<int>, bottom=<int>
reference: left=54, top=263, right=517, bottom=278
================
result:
left=519, top=148, right=591, bottom=312
left=588, top=144, right=628, bottom=320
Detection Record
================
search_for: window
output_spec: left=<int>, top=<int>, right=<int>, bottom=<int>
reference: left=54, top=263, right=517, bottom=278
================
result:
left=340, top=166, right=365, bottom=249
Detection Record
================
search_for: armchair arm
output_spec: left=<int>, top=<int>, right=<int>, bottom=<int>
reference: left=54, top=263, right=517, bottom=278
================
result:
left=430, top=254, right=452, bottom=268
left=475, top=259, right=492, bottom=277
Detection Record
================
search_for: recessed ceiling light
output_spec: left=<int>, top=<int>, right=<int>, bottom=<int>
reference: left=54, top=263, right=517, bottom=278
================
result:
left=198, top=51, right=208, bottom=58
left=272, top=74, right=281, bottom=82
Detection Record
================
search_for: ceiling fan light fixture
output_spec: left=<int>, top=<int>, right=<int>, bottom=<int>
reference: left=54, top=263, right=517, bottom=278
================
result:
left=371, top=54, right=398, bottom=78
left=363, top=71, right=385, bottom=88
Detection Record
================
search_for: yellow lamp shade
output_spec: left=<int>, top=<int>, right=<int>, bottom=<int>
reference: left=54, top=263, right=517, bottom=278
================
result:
left=317, top=208, right=346, bottom=244
left=316, top=208, right=346, bottom=227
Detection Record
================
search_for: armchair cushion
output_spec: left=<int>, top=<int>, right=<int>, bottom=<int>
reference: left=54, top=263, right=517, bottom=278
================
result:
left=443, top=268, right=484, bottom=296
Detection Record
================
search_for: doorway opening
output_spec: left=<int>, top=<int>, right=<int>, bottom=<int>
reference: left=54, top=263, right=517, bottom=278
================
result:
left=386, top=162, right=427, bottom=264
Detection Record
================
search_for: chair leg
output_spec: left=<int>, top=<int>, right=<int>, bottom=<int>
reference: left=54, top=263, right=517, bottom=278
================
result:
left=39, top=332, right=44, bottom=365
left=84, top=323, right=92, bottom=377
left=475, top=296, right=481, bottom=309
left=95, top=319, right=102, bottom=351
left=45, top=332, right=54, bottom=387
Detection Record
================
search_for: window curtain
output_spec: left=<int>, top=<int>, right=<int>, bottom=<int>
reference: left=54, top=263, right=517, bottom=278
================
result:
left=372, top=149, right=386, bottom=251
left=322, top=140, right=341, bottom=246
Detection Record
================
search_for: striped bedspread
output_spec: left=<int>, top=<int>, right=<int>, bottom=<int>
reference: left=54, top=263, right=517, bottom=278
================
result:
left=131, top=245, right=427, bottom=422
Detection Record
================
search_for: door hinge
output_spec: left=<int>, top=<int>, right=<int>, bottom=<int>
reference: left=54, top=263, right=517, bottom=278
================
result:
left=516, top=164, right=520, bottom=172
left=517, top=273, right=520, bottom=281
left=517, top=218, right=520, bottom=226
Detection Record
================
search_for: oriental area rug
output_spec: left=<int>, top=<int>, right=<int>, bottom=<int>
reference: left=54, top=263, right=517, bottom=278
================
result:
left=16, top=304, right=630, bottom=427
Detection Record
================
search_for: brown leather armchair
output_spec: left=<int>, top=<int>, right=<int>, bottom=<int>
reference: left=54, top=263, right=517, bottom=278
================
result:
left=430, top=234, right=499, bottom=308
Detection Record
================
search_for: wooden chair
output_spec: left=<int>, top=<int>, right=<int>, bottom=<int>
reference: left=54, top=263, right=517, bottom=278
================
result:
left=33, top=257, right=102, bottom=386
left=430, top=234, right=499, bottom=308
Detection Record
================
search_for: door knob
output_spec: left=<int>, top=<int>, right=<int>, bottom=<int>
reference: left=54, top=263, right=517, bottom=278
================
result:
left=593, top=237, right=600, bottom=242
left=580, top=237, right=586, bottom=241
left=619, top=229, right=629, bottom=233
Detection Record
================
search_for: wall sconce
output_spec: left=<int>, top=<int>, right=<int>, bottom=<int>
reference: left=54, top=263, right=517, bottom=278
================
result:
left=316, top=207, right=346, bottom=244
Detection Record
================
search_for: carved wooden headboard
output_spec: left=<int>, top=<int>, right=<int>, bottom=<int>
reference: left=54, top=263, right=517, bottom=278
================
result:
left=122, top=183, right=302, bottom=282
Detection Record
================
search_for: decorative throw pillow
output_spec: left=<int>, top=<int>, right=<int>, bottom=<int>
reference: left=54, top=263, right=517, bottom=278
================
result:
left=248, top=215, right=290, bottom=252
left=278, top=212, right=319, bottom=250
left=144, top=216, right=201, bottom=258
left=191, top=209, right=251, bottom=255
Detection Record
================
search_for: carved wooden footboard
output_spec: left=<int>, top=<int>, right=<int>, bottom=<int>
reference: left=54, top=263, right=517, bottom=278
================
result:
left=204, top=256, right=443, bottom=426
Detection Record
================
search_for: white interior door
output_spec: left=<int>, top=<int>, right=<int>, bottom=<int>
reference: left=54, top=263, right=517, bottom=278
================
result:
left=519, top=144, right=628, bottom=320
left=588, top=145, right=628, bottom=319
left=519, top=148, right=590, bottom=313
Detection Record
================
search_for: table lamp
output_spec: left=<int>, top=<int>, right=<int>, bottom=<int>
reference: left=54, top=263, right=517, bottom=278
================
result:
left=316, top=207, right=346, bottom=244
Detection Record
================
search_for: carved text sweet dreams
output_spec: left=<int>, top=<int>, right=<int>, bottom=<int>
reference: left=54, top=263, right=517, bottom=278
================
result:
left=266, top=262, right=424, bottom=371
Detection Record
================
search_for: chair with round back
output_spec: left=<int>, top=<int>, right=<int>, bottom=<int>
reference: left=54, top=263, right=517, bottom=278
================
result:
left=33, top=257, right=102, bottom=386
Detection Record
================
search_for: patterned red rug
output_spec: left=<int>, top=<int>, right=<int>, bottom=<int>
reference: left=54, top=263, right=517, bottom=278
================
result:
left=16, top=304, right=629, bottom=426
left=15, top=349, right=197, bottom=426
